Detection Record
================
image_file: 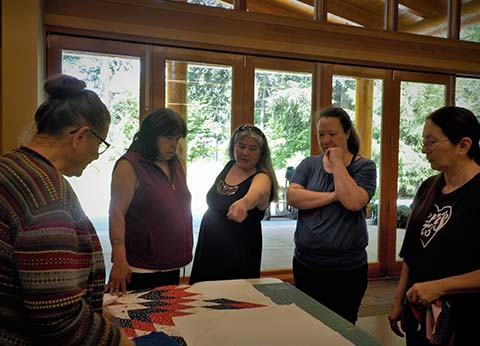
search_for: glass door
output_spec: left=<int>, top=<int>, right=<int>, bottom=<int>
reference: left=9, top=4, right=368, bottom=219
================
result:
left=48, top=35, right=145, bottom=276
left=160, top=47, right=244, bottom=276
left=245, top=57, right=316, bottom=274
left=331, top=65, right=385, bottom=277
left=390, top=71, right=448, bottom=274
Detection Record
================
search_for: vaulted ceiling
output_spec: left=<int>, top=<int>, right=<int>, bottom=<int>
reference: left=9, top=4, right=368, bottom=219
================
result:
left=218, top=0, right=479, bottom=36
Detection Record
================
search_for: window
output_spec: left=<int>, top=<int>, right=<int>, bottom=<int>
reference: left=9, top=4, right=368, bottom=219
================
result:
left=398, top=2, right=448, bottom=38
left=62, top=51, right=141, bottom=276
left=254, top=68, right=313, bottom=270
left=460, top=0, right=480, bottom=43
left=396, top=80, right=446, bottom=259
left=456, top=77, right=480, bottom=114
left=332, top=74, right=383, bottom=264
left=166, top=60, right=234, bottom=275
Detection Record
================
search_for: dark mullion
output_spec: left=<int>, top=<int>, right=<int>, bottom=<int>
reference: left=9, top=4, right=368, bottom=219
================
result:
left=384, top=0, right=398, bottom=31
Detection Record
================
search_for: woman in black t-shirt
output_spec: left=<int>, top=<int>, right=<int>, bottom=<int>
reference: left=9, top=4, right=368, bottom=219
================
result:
left=389, top=106, right=480, bottom=345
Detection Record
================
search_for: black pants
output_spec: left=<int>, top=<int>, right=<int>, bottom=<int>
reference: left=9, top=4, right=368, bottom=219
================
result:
left=126, top=269, right=181, bottom=291
left=293, top=257, right=368, bottom=324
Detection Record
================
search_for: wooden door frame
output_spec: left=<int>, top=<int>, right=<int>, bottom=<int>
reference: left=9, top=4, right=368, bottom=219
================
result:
left=245, top=56, right=317, bottom=153
left=386, top=70, right=450, bottom=276
left=330, top=64, right=388, bottom=277
left=47, top=34, right=150, bottom=118
left=46, top=33, right=453, bottom=281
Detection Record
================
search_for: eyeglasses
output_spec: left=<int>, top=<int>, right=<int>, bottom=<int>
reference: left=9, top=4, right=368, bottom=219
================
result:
left=70, top=127, right=111, bottom=154
left=422, top=138, right=450, bottom=149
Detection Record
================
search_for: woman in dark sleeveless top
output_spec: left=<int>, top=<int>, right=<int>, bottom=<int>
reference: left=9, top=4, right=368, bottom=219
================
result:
left=189, top=125, right=278, bottom=284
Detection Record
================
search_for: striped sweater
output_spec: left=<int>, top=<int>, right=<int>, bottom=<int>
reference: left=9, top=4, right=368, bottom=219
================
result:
left=0, top=147, right=120, bottom=345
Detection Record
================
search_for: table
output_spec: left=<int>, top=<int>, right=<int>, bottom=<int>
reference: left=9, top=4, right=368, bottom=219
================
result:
left=105, top=279, right=382, bottom=346
left=254, top=282, right=383, bottom=346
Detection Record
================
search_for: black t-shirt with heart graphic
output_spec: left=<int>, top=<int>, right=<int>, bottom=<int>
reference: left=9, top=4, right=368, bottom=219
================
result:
left=400, top=172, right=480, bottom=343
left=401, top=172, right=480, bottom=283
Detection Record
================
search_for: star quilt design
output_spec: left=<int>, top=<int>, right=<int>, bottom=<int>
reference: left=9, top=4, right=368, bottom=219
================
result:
left=108, top=285, right=268, bottom=344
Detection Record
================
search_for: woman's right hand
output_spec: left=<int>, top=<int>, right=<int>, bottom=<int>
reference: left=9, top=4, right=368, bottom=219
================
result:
left=388, top=299, right=405, bottom=338
left=108, top=260, right=132, bottom=296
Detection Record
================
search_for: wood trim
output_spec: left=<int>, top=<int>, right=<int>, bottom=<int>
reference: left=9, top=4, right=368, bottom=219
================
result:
left=384, top=70, right=449, bottom=276
left=246, top=56, right=316, bottom=73
left=384, top=0, right=398, bottom=31
left=43, top=0, right=480, bottom=76
left=52, top=34, right=146, bottom=57
left=46, top=33, right=62, bottom=77
left=311, top=63, right=321, bottom=155
left=243, top=57, right=255, bottom=129
left=368, top=262, right=384, bottom=278
left=313, top=0, right=327, bottom=23
left=448, top=0, right=461, bottom=39
left=159, top=46, right=246, bottom=132
left=393, top=71, right=450, bottom=84
left=245, top=55, right=316, bottom=139
left=381, top=70, right=401, bottom=277
left=151, top=46, right=165, bottom=114
left=48, top=34, right=149, bottom=123
left=332, top=64, right=386, bottom=79
left=447, top=75, right=456, bottom=106
left=163, top=47, right=243, bottom=66
left=232, top=57, right=245, bottom=129
left=314, top=63, right=332, bottom=155
left=330, top=65, right=390, bottom=276
left=233, top=0, right=247, bottom=11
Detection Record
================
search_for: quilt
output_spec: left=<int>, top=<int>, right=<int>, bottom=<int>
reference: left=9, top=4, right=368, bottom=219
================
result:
left=104, top=280, right=274, bottom=345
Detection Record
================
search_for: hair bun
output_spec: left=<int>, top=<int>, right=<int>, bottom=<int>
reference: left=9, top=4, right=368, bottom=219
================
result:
left=44, top=74, right=86, bottom=99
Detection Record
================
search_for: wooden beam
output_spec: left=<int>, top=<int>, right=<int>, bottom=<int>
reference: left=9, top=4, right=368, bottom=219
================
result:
left=354, top=79, right=373, bottom=159
left=447, top=75, right=455, bottom=106
left=380, top=70, right=400, bottom=274
left=166, top=61, right=188, bottom=166
left=313, top=0, right=327, bottom=23
left=298, top=0, right=384, bottom=28
left=233, top=0, right=247, bottom=11
left=247, top=0, right=310, bottom=19
left=448, top=0, right=461, bottom=39
left=384, top=0, right=398, bottom=31
left=398, top=0, right=446, bottom=18
left=44, top=0, right=480, bottom=76
left=403, top=0, right=480, bottom=36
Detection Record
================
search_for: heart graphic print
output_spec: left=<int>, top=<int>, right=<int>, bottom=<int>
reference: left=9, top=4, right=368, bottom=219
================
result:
left=420, top=204, right=452, bottom=248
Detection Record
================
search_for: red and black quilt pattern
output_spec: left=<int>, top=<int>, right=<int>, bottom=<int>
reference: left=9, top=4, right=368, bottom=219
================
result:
left=108, top=285, right=268, bottom=345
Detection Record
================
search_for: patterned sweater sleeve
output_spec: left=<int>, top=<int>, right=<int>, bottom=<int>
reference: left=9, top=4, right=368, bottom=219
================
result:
left=0, top=198, right=121, bottom=345
left=0, top=148, right=122, bottom=345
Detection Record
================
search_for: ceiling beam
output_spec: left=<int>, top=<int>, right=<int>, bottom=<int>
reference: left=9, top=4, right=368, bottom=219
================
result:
left=297, top=0, right=384, bottom=28
left=403, top=0, right=480, bottom=36
left=247, top=0, right=311, bottom=19
left=44, top=0, right=480, bottom=76
left=398, top=0, right=447, bottom=18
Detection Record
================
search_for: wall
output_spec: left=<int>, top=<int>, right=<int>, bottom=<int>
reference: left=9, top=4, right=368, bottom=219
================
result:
left=2, top=0, right=44, bottom=152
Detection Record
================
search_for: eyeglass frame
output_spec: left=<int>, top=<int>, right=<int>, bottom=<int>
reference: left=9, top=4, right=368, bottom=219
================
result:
left=422, top=137, right=450, bottom=149
left=69, top=127, right=111, bottom=154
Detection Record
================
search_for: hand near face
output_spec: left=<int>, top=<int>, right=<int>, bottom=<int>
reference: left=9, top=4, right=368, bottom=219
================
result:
left=325, top=147, right=344, bottom=165
left=227, top=198, right=248, bottom=223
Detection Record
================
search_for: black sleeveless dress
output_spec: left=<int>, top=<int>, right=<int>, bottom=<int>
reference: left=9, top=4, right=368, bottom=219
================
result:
left=189, top=161, right=266, bottom=284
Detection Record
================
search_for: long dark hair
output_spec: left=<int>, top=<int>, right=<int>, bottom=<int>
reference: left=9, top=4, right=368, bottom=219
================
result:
left=34, top=74, right=110, bottom=135
left=317, top=106, right=360, bottom=156
left=128, top=108, right=187, bottom=161
left=407, top=106, right=480, bottom=231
